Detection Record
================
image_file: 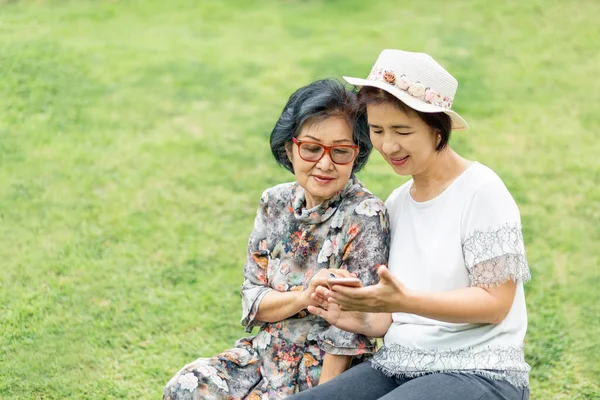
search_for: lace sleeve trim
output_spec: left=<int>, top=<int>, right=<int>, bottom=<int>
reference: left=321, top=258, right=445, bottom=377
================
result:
left=462, top=225, right=531, bottom=287
left=468, top=254, right=531, bottom=288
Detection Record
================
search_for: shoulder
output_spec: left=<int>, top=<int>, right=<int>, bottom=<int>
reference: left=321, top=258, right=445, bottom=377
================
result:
left=460, top=162, right=522, bottom=230
left=332, top=180, right=388, bottom=236
left=255, top=182, right=296, bottom=217
left=454, top=162, right=508, bottom=194
left=463, top=162, right=517, bottom=209
left=260, top=182, right=295, bottom=205
left=341, top=178, right=387, bottom=215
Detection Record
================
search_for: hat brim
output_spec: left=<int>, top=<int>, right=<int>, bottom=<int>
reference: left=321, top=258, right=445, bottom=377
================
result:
left=343, top=76, right=469, bottom=131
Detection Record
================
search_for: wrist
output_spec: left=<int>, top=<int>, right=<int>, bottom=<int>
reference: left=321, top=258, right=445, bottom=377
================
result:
left=297, top=288, right=310, bottom=310
left=362, top=311, right=372, bottom=331
left=400, top=288, right=420, bottom=314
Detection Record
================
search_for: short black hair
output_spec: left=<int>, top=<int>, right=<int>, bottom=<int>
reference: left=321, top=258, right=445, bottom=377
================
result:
left=358, top=86, right=452, bottom=151
left=270, top=79, right=371, bottom=173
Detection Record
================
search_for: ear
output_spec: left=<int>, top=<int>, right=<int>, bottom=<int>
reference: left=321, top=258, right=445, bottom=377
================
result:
left=285, top=142, right=293, bottom=162
left=433, top=128, right=442, bottom=147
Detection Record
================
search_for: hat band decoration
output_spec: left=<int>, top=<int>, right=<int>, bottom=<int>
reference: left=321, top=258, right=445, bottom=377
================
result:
left=367, top=66, right=454, bottom=110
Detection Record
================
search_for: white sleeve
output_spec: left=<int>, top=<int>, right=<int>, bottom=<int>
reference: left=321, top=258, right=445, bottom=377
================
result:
left=461, top=178, right=531, bottom=288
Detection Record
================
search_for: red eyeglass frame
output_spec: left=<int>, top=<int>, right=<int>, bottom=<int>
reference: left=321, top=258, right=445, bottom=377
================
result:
left=292, top=137, right=359, bottom=165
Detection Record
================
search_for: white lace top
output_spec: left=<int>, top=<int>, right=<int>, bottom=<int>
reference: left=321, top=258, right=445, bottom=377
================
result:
left=372, top=162, right=531, bottom=388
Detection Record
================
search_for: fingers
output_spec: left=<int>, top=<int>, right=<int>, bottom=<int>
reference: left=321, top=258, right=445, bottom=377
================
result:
left=327, top=289, right=355, bottom=307
left=377, top=265, right=403, bottom=294
left=311, top=292, right=328, bottom=308
left=307, top=305, right=331, bottom=322
left=311, top=292, right=325, bottom=301
left=377, top=265, right=394, bottom=283
left=318, top=288, right=341, bottom=306
left=330, top=284, right=361, bottom=297
left=307, top=305, right=324, bottom=317
left=310, top=274, right=330, bottom=287
left=309, top=269, right=336, bottom=289
left=315, top=285, right=333, bottom=298
left=328, top=286, right=373, bottom=310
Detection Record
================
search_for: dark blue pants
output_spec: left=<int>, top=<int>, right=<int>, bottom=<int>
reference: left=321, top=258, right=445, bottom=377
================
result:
left=289, top=362, right=529, bottom=400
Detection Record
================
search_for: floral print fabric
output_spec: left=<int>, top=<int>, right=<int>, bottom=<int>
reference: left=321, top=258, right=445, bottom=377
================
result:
left=164, top=176, right=390, bottom=399
left=367, top=66, right=454, bottom=109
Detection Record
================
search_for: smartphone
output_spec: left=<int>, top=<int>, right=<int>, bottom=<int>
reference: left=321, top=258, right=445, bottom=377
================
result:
left=327, top=277, right=362, bottom=288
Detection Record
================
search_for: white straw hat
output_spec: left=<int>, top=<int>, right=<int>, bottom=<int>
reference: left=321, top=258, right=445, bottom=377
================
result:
left=344, top=49, right=469, bottom=130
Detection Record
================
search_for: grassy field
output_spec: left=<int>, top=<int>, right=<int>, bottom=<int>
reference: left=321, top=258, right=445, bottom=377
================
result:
left=0, top=0, right=598, bottom=398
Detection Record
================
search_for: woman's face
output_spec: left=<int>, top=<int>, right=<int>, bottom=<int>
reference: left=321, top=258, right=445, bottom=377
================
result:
left=367, top=103, right=439, bottom=177
left=287, top=116, right=356, bottom=208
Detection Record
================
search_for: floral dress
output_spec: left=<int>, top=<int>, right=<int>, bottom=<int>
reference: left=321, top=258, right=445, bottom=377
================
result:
left=164, top=176, right=390, bottom=400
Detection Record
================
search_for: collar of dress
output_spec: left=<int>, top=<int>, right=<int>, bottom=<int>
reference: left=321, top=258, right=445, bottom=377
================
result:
left=291, top=176, right=359, bottom=225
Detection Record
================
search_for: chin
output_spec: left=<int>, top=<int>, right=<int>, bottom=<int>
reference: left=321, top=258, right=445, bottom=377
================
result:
left=390, top=164, right=412, bottom=176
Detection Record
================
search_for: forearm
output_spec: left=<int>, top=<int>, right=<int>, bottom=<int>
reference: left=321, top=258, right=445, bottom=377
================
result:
left=319, top=354, right=352, bottom=384
left=362, top=312, right=393, bottom=337
left=330, top=267, right=516, bottom=325
left=254, top=290, right=308, bottom=323
left=335, top=311, right=391, bottom=338
left=405, top=286, right=513, bottom=324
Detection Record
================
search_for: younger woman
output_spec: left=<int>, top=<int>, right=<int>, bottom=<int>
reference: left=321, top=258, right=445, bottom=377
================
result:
left=292, top=49, right=531, bottom=400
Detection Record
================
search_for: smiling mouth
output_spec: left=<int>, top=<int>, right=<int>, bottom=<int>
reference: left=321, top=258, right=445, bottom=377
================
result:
left=312, top=175, right=335, bottom=184
left=390, top=155, right=409, bottom=166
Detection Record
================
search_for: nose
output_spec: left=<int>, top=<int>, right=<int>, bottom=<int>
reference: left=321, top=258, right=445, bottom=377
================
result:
left=380, top=136, right=400, bottom=155
left=316, top=151, right=334, bottom=171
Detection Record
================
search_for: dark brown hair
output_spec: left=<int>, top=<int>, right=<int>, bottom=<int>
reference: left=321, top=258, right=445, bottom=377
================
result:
left=270, top=79, right=371, bottom=173
left=358, top=87, right=452, bottom=151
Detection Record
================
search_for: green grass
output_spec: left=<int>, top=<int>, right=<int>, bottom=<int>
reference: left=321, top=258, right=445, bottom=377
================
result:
left=0, top=0, right=598, bottom=398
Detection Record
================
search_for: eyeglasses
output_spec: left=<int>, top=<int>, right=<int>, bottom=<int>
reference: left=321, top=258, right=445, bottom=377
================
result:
left=292, top=138, right=359, bottom=165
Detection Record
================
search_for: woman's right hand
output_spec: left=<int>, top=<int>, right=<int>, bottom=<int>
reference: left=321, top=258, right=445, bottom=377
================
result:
left=301, top=268, right=354, bottom=309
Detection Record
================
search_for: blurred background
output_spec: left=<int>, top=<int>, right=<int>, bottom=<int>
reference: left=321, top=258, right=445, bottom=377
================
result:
left=0, top=0, right=598, bottom=398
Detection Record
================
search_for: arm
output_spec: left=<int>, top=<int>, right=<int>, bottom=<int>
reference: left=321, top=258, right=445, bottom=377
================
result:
left=254, top=291, right=307, bottom=323
left=240, top=191, right=273, bottom=331
left=330, top=264, right=516, bottom=324
left=406, top=276, right=516, bottom=324
left=363, top=312, right=393, bottom=337
left=255, top=269, right=333, bottom=322
left=319, top=354, right=352, bottom=384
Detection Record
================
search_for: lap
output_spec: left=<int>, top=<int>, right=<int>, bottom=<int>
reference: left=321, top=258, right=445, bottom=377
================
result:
left=164, top=341, right=262, bottom=400
left=164, top=336, right=327, bottom=400
left=289, top=366, right=528, bottom=400
left=379, top=372, right=528, bottom=400
left=289, top=362, right=397, bottom=400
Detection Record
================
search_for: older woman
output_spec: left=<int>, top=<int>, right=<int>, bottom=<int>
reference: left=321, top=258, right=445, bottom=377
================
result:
left=163, top=79, right=390, bottom=399
left=292, top=50, right=531, bottom=400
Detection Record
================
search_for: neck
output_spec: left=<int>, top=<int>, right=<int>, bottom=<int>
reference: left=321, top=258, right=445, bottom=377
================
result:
left=304, top=192, right=323, bottom=210
left=411, top=148, right=470, bottom=200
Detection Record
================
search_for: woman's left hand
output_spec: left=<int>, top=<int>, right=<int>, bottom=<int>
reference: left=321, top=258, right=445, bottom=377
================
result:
left=328, top=265, right=412, bottom=313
